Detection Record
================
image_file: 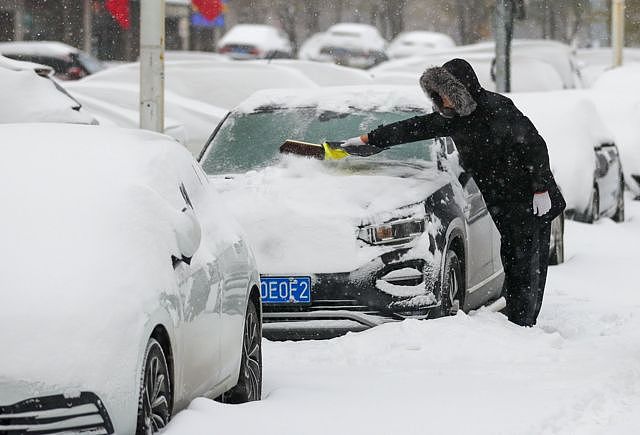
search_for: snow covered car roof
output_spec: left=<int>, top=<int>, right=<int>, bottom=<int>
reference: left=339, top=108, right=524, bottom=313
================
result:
left=247, top=59, right=373, bottom=86
left=0, top=123, right=194, bottom=390
left=0, top=40, right=81, bottom=58
left=0, top=66, right=95, bottom=124
left=216, top=24, right=292, bottom=53
left=0, top=54, right=53, bottom=76
left=510, top=91, right=614, bottom=211
left=370, top=52, right=564, bottom=92
left=387, top=31, right=456, bottom=59
left=78, top=60, right=317, bottom=110
left=322, top=23, right=388, bottom=51
left=235, top=85, right=430, bottom=114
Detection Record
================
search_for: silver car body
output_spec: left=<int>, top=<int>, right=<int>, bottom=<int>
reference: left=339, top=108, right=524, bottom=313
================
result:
left=0, top=124, right=259, bottom=433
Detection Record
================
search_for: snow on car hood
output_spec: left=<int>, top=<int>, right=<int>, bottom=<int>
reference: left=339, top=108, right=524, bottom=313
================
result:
left=213, top=157, right=448, bottom=274
left=0, top=124, right=190, bottom=391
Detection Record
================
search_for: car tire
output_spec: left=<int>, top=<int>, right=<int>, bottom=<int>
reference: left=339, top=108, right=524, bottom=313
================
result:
left=586, top=186, right=599, bottom=223
left=548, top=214, right=565, bottom=265
left=223, top=300, right=262, bottom=404
left=437, top=249, right=464, bottom=317
left=612, top=178, right=625, bottom=222
left=136, top=338, right=172, bottom=435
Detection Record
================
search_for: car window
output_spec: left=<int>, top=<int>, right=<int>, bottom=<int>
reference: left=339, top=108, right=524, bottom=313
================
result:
left=201, top=108, right=435, bottom=175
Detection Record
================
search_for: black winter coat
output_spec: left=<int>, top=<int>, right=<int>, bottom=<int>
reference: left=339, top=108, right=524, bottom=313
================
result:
left=368, top=59, right=565, bottom=216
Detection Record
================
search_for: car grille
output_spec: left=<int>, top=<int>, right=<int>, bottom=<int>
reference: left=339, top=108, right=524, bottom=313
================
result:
left=0, top=392, right=114, bottom=434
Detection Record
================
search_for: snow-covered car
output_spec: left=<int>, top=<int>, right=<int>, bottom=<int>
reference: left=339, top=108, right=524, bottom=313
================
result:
left=199, top=86, right=505, bottom=336
left=0, top=41, right=105, bottom=80
left=65, top=61, right=317, bottom=155
left=217, top=24, right=293, bottom=60
left=0, top=124, right=262, bottom=434
left=387, top=31, right=456, bottom=59
left=590, top=65, right=640, bottom=197
left=511, top=91, right=624, bottom=224
left=0, top=65, right=95, bottom=124
left=248, top=59, right=373, bottom=86
left=575, top=48, right=640, bottom=87
left=309, top=23, right=388, bottom=69
left=371, top=52, right=565, bottom=92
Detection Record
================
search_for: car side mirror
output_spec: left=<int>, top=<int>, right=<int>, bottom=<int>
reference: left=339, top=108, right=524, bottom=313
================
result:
left=175, top=207, right=202, bottom=264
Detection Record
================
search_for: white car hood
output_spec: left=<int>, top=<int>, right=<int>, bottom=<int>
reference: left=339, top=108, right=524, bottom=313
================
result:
left=214, top=157, right=449, bottom=274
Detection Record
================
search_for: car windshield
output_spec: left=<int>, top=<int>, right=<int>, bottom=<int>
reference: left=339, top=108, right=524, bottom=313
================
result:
left=201, top=108, right=435, bottom=175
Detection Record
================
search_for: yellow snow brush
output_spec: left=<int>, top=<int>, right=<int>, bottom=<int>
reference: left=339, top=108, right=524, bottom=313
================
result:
left=279, top=139, right=350, bottom=161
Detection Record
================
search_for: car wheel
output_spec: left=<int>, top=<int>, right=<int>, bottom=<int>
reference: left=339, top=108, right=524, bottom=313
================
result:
left=136, top=338, right=172, bottom=435
left=438, top=249, right=464, bottom=317
left=612, top=178, right=625, bottom=222
left=587, top=186, right=599, bottom=223
left=224, top=300, right=262, bottom=404
left=548, top=214, right=565, bottom=265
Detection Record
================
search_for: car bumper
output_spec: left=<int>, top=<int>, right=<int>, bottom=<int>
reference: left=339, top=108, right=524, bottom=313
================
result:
left=0, top=390, right=114, bottom=434
left=262, top=244, right=442, bottom=334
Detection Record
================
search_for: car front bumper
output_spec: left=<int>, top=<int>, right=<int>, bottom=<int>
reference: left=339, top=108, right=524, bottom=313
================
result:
left=0, top=391, right=114, bottom=434
left=262, top=244, right=442, bottom=336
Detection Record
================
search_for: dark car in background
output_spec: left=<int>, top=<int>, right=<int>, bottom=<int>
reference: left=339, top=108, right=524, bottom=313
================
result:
left=0, top=41, right=105, bottom=80
left=199, top=86, right=507, bottom=338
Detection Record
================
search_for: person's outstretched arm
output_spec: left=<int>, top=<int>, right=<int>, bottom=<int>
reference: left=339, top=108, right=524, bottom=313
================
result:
left=341, top=112, right=456, bottom=155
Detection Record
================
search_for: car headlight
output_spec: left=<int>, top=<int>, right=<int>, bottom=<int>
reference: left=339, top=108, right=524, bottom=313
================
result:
left=358, top=217, right=427, bottom=246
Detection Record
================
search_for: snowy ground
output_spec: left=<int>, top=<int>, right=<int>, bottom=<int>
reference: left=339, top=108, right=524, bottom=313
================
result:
left=165, top=196, right=640, bottom=435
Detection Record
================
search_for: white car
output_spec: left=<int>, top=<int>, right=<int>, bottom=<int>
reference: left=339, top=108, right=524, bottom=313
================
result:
left=387, top=31, right=456, bottom=59
left=0, top=40, right=105, bottom=80
left=309, top=23, right=388, bottom=69
left=0, top=65, right=95, bottom=124
left=510, top=91, right=624, bottom=223
left=217, top=24, right=293, bottom=60
left=0, top=124, right=262, bottom=434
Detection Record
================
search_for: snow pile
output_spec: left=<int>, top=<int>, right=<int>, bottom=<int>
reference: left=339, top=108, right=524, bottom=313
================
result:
left=165, top=198, right=640, bottom=434
left=0, top=124, right=192, bottom=397
left=510, top=91, right=613, bottom=212
left=0, top=67, right=94, bottom=124
left=249, top=59, right=373, bottom=86
left=212, top=156, right=447, bottom=274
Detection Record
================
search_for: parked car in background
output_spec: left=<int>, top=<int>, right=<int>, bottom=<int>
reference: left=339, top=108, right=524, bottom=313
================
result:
left=199, top=86, right=505, bottom=338
left=217, top=24, right=293, bottom=60
left=0, top=53, right=53, bottom=76
left=66, top=60, right=317, bottom=155
left=0, top=124, right=262, bottom=434
left=308, top=23, right=388, bottom=69
left=589, top=65, right=640, bottom=198
left=575, top=48, right=640, bottom=87
left=0, top=41, right=105, bottom=80
left=387, top=31, right=456, bottom=59
left=0, top=64, right=95, bottom=124
left=511, top=91, right=624, bottom=224
left=249, top=59, right=373, bottom=86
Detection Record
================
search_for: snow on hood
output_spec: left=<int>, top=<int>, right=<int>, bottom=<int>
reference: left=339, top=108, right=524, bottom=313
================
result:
left=0, top=67, right=95, bottom=124
left=509, top=91, right=613, bottom=211
left=213, top=156, right=448, bottom=274
left=0, top=124, right=190, bottom=389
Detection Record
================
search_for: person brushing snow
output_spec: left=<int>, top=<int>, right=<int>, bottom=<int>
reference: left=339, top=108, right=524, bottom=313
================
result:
left=339, top=58, right=565, bottom=327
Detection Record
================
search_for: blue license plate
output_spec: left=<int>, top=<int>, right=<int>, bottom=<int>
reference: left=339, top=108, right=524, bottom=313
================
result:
left=260, top=276, right=311, bottom=304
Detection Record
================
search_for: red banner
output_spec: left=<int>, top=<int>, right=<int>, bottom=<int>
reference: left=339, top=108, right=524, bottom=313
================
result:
left=105, top=0, right=130, bottom=30
left=192, top=0, right=222, bottom=21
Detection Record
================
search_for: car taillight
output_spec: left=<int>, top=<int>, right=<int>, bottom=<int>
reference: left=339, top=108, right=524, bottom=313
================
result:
left=218, top=46, right=231, bottom=53
left=249, top=48, right=261, bottom=56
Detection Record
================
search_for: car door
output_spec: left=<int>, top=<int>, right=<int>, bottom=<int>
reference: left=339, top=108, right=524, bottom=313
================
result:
left=190, top=163, right=253, bottom=384
left=597, top=145, right=621, bottom=215
left=174, top=163, right=225, bottom=398
left=441, top=138, right=496, bottom=302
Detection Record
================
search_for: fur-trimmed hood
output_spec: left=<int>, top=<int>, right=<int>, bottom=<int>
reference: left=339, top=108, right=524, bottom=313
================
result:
left=419, top=58, right=481, bottom=117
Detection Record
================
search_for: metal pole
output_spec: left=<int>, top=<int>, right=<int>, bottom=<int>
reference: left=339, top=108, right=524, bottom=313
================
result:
left=83, top=0, right=92, bottom=54
left=612, top=0, right=625, bottom=67
left=140, top=0, right=165, bottom=133
left=495, top=0, right=513, bottom=93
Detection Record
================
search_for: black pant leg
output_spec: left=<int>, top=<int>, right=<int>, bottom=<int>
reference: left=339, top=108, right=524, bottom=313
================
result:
left=490, top=206, right=539, bottom=327
left=532, top=219, right=551, bottom=324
